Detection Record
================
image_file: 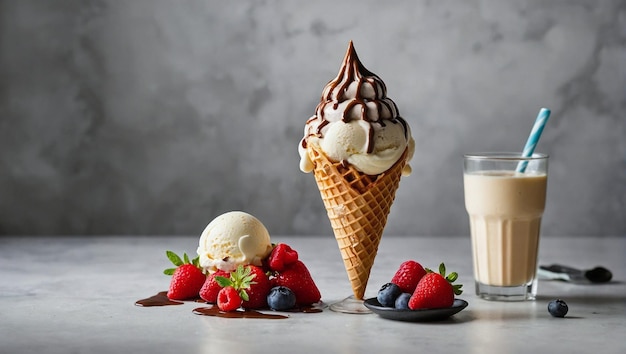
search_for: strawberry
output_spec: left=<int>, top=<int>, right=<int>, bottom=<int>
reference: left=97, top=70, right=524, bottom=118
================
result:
left=391, top=260, right=427, bottom=294
left=217, top=286, right=242, bottom=312
left=163, top=251, right=206, bottom=300
left=241, top=265, right=272, bottom=309
left=271, top=260, right=321, bottom=305
left=199, top=270, right=230, bottom=303
left=408, top=263, right=463, bottom=310
left=268, top=243, right=299, bottom=271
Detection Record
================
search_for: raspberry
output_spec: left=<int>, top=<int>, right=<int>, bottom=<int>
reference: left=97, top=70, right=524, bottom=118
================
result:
left=217, top=286, right=242, bottom=312
left=268, top=243, right=299, bottom=271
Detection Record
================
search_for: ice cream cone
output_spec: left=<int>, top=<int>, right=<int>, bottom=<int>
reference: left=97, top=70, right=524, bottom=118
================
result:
left=308, top=144, right=407, bottom=299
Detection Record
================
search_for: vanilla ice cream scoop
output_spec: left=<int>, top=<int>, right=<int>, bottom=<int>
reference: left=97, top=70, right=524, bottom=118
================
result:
left=299, top=41, right=414, bottom=176
left=196, top=211, right=273, bottom=273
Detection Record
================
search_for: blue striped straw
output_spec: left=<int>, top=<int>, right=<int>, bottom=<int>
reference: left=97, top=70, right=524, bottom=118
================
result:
left=516, top=108, right=551, bottom=172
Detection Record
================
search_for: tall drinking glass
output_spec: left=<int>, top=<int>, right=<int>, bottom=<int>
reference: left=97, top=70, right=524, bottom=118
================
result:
left=463, top=153, right=548, bottom=301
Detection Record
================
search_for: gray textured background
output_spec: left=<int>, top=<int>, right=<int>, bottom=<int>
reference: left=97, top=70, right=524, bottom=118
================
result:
left=1, top=0, right=624, bottom=237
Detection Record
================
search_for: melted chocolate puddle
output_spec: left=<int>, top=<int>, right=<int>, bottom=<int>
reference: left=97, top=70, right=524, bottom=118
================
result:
left=136, top=291, right=324, bottom=318
left=193, top=306, right=289, bottom=319
left=192, top=304, right=323, bottom=319
left=135, top=291, right=184, bottom=307
left=284, top=305, right=324, bottom=314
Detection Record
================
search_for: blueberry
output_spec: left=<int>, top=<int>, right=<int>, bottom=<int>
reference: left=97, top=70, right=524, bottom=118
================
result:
left=394, top=293, right=411, bottom=310
left=377, top=283, right=402, bottom=307
left=548, top=299, right=568, bottom=318
left=267, top=286, right=296, bottom=311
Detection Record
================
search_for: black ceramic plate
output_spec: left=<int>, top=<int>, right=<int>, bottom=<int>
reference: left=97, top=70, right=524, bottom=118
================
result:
left=363, top=298, right=468, bottom=322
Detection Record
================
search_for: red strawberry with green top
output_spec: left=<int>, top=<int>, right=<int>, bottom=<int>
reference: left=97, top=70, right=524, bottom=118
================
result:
left=268, top=243, right=299, bottom=271
left=408, top=263, right=463, bottom=310
left=217, top=286, right=242, bottom=312
left=271, top=260, right=321, bottom=305
left=391, top=260, right=427, bottom=294
left=163, top=251, right=206, bottom=300
left=199, top=270, right=230, bottom=303
left=241, top=265, right=272, bottom=309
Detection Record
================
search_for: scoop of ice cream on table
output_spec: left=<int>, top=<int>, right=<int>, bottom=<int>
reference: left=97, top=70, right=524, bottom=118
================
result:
left=197, top=211, right=273, bottom=273
left=138, top=210, right=322, bottom=313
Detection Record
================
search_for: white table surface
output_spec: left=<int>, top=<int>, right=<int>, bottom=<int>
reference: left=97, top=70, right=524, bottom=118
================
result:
left=1, top=235, right=625, bottom=354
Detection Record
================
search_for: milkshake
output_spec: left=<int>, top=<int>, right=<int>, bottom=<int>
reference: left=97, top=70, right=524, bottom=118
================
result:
left=463, top=153, right=548, bottom=301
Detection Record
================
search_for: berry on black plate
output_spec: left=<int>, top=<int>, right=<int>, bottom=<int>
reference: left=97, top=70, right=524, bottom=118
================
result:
left=391, top=260, right=427, bottom=293
left=267, top=286, right=297, bottom=311
left=394, top=293, right=411, bottom=310
left=548, top=299, right=568, bottom=317
left=377, top=282, right=402, bottom=307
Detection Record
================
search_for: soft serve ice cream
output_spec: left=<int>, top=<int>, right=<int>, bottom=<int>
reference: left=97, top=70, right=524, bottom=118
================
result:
left=197, top=211, right=273, bottom=273
left=299, top=41, right=414, bottom=176
left=298, top=41, right=414, bottom=302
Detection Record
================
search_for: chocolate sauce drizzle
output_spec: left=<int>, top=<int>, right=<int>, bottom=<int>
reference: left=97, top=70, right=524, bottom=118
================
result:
left=308, top=41, right=409, bottom=154
left=135, top=291, right=184, bottom=307
left=193, top=306, right=289, bottom=319
left=136, top=291, right=323, bottom=319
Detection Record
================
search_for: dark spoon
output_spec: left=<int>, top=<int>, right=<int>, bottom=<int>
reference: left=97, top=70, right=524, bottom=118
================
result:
left=538, top=264, right=612, bottom=283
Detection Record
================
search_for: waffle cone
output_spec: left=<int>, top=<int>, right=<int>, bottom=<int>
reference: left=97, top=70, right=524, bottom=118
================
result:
left=308, top=145, right=407, bottom=299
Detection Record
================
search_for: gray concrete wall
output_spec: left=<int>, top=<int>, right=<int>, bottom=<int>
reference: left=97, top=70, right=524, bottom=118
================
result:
left=1, top=0, right=624, bottom=236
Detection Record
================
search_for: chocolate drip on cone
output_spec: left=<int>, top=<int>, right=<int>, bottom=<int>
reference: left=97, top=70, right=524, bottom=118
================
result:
left=311, top=41, right=408, bottom=154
